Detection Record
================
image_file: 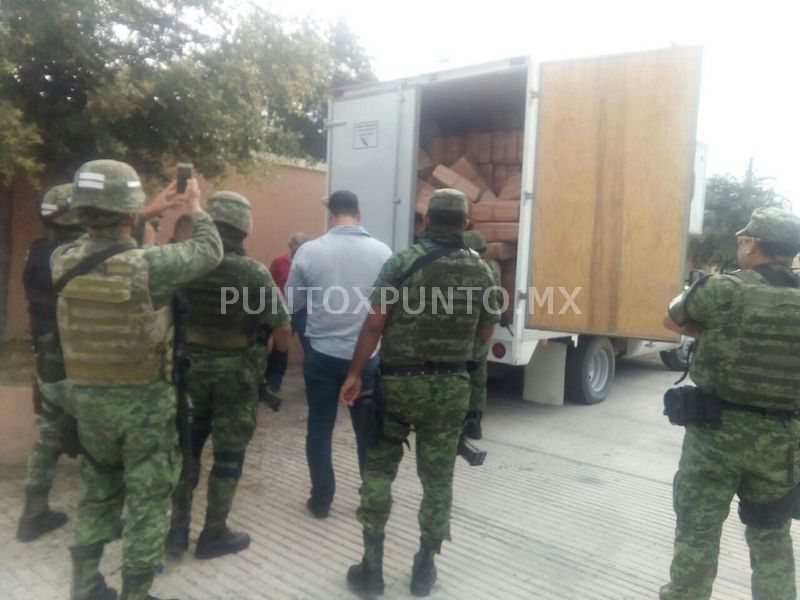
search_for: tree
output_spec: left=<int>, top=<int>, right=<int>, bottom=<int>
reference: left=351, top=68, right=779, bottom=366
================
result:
left=688, top=164, right=790, bottom=272
left=0, top=1, right=374, bottom=342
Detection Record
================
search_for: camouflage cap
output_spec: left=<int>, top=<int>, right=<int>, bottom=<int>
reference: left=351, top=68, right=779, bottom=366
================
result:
left=38, top=183, right=79, bottom=225
left=207, top=191, right=253, bottom=234
left=463, top=229, right=487, bottom=252
left=428, top=188, right=469, bottom=214
left=71, top=160, right=146, bottom=214
left=736, top=207, right=800, bottom=245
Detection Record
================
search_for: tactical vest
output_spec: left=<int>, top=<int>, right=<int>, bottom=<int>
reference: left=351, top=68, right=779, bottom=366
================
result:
left=53, top=245, right=173, bottom=386
left=182, top=254, right=262, bottom=350
left=381, top=243, right=491, bottom=365
left=691, top=267, right=800, bottom=411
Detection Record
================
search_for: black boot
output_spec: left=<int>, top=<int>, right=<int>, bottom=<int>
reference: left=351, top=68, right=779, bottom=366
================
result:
left=121, top=570, right=180, bottom=600
left=71, top=543, right=117, bottom=600
left=17, top=489, right=68, bottom=542
left=410, top=537, right=440, bottom=597
left=195, top=527, right=250, bottom=560
left=463, top=410, right=483, bottom=440
left=347, top=530, right=385, bottom=596
left=165, top=526, right=189, bottom=556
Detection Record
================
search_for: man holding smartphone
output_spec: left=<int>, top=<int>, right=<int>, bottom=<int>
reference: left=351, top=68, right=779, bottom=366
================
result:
left=54, top=160, right=222, bottom=600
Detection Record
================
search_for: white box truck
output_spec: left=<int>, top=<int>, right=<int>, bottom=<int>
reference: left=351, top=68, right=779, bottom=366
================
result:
left=326, top=47, right=704, bottom=405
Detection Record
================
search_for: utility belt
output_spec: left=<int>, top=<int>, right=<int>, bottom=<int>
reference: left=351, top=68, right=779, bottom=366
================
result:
left=664, top=385, right=800, bottom=427
left=720, top=399, right=800, bottom=421
left=186, top=327, right=250, bottom=350
left=380, top=361, right=466, bottom=377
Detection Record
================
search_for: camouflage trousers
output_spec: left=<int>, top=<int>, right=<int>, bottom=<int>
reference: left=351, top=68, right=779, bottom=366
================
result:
left=661, top=410, right=800, bottom=600
left=468, top=357, right=488, bottom=413
left=72, top=382, right=180, bottom=577
left=357, top=372, right=469, bottom=542
left=24, top=379, right=72, bottom=499
left=171, top=351, right=261, bottom=535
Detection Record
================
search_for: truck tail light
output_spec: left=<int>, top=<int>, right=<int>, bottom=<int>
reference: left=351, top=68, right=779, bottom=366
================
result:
left=492, top=343, right=507, bottom=359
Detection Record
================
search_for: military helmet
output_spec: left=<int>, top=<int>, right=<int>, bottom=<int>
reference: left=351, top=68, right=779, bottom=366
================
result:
left=428, top=188, right=469, bottom=215
left=464, top=229, right=487, bottom=252
left=206, top=191, right=253, bottom=234
left=736, top=207, right=800, bottom=246
left=71, top=160, right=146, bottom=214
left=38, top=183, right=78, bottom=225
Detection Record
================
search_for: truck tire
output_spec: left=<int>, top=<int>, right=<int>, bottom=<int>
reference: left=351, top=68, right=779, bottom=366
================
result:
left=660, top=340, right=691, bottom=372
left=565, top=336, right=615, bottom=405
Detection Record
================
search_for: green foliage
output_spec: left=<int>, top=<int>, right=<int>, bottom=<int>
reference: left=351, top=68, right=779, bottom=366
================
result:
left=688, top=167, right=790, bottom=271
left=0, top=0, right=374, bottom=185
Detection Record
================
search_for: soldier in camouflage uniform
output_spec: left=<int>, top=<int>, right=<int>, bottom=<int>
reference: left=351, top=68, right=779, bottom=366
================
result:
left=166, top=191, right=291, bottom=559
left=16, top=183, right=82, bottom=542
left=463, top=230, right=501, bottom=440
left=339, top=189, right=500, bottom=597
left=661, top=207, right=800, bottom=600
left=52, top=160, right=222, bottom=600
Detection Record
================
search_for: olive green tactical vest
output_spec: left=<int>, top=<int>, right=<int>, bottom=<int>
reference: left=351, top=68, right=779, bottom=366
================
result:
left=182, top=254, right=261, bottom=350
left=53, top=246, right=173, bottom=386
left=381, top=245, right=491, bottom=365
left=691, top=269, right=800, bottom=411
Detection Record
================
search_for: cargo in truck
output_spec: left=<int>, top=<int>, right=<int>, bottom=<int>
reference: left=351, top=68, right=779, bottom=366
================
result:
left=326, top=46, right=704, bottom=405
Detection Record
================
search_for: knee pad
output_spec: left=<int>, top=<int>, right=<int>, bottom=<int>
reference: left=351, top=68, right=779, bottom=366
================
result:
left=210, top=450, right=245, bottom=480
left=739, top=488, right=798, bottom=529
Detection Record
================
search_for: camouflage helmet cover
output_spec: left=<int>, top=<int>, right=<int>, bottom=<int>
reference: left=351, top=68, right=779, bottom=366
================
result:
left=38, top=183, right=79, bottom=225
left=428, top=188, right=469, bottom=215
left=207, top=191, right=253, bottom=234
left=736, top=206, right=800, bottom=246
left=463, top=229, right=487, bottom=252
left=71, top=160, right=146, bottom=214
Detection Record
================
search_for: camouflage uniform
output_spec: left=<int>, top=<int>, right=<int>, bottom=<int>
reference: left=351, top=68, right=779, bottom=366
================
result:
left=168, top=192, right=290, bottom=559
left=661, top=207, right=800, bottom=600
left=52, top=160, right=223, bottom=600
left=351, top=190, right=499, bottom=596
left=463, top=230, right=501, bottom=419
left=17, top=184, right=82, bottom=542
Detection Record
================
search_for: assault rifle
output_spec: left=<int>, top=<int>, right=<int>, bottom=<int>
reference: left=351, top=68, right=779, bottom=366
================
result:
left=172, top=294, right=193, bottom=456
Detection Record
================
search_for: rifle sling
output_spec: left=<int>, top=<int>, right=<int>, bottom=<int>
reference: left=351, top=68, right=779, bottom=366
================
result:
left=397, top=246, right=458, bottom=287
left=53, top=242, right=136, bottom=294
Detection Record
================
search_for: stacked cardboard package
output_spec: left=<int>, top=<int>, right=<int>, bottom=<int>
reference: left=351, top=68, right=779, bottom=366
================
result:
left=416, top=124, right=524, bottom=321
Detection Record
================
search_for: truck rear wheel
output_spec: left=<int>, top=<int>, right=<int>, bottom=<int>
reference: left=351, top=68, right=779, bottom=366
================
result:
left=565, top=336, right=615, bottom=404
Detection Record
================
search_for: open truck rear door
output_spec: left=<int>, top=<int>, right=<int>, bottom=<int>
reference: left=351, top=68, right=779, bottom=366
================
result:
left=526, top=47, right=703, bottom=341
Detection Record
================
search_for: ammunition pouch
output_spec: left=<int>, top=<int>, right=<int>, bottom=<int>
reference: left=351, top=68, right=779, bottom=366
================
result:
left=739, top=487, right=799, bottom=529
left=663, top=385, right=721, bottom=428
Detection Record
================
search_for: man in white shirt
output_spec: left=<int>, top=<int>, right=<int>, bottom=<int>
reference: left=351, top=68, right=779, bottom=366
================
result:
left=285, top=190, right=392, bottom=518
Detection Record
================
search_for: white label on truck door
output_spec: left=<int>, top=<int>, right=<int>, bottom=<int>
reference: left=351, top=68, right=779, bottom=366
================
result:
left=353, top=121, right=379, bottom=149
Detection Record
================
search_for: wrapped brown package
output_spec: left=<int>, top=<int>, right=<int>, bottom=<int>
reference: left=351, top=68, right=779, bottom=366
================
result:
left=430, top=165, right=481, bottom=203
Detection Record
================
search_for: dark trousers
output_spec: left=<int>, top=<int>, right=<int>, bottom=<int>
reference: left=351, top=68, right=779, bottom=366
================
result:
left=303, top=345, right=378, bottom=506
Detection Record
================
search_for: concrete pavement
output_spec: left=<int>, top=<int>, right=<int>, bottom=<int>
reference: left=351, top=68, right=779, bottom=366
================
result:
left=1, top=358, right=797, bottom=599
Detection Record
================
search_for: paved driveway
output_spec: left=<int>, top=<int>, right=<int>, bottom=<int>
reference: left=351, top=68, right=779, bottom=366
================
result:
left=1, top=358, right=797, bottom=599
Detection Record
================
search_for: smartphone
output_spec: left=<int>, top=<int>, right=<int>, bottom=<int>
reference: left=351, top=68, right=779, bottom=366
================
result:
left=176, top=163, right=193, bottom=194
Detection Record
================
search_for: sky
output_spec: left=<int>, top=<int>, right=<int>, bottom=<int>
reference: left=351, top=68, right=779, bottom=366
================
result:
left=257, top=0, right=799, bottom=205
